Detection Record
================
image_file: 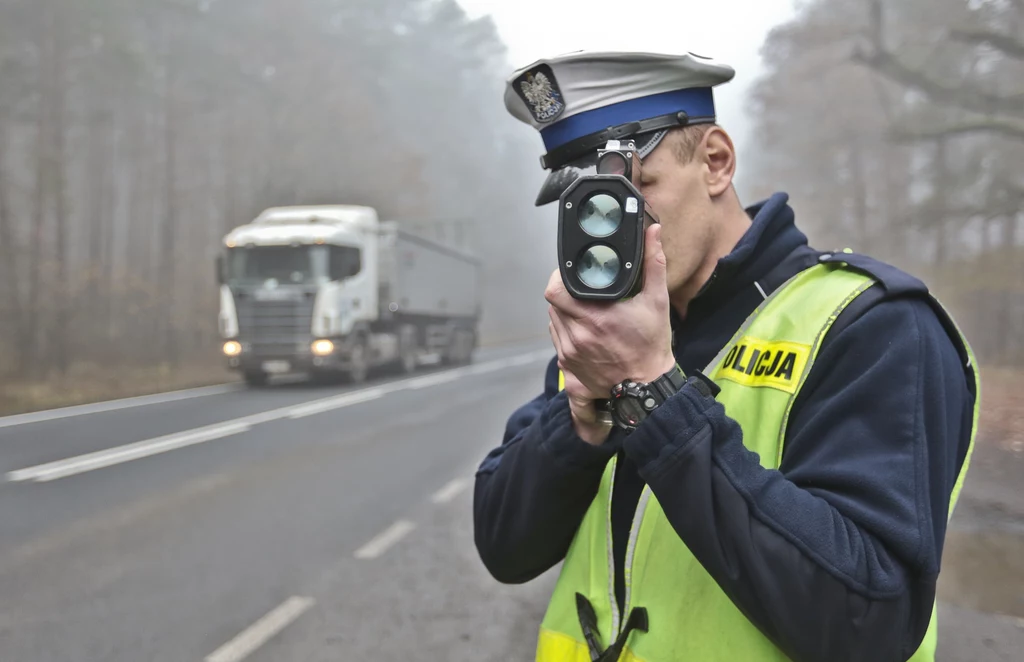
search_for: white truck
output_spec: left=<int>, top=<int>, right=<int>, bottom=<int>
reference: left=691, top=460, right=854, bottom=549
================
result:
left=215, top=205, right=481, bottom=386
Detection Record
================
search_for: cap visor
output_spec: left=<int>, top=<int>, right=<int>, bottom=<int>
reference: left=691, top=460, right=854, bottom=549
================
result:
left=533, top=130, right=669, bottom=207
left=535, top=154, right=597, bottom=206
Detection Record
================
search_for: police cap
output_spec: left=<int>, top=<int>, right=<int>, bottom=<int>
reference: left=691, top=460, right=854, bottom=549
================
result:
left=504, top=50, right=735, bottom=206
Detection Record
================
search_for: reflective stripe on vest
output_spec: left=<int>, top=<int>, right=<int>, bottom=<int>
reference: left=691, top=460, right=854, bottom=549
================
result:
left=537, top=261, right=981, bottom=662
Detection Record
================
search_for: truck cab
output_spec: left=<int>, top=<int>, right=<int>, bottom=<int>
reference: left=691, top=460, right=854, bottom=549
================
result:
left=217, top=205, right=480, bottom=386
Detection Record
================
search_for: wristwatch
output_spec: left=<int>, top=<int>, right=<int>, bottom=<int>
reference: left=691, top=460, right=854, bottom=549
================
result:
left=609, top=364, right=688, bottom=432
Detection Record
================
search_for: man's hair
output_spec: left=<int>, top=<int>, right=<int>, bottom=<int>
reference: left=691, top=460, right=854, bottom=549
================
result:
left=669, top=124, right=715, bottom=163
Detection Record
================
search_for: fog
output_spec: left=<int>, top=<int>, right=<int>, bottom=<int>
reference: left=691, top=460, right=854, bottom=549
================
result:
left=744, top=0, right=1024, bottom=364
left=0, top=0, right=1021, bottom=400
left=0, top=0, right=1022, bottom=658
left=0, top=0, right=555, bottom=411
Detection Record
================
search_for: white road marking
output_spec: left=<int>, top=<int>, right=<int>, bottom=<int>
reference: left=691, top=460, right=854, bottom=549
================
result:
left=0, top=384, right=240, bottom=430
left=407, top=372, right=460, bottom=390
left=287, top=387, right=387, bottom=418
left=5, top=350, right=552, bottom=483
left=205, top=596, right=314, bottom=662
left=465, top=350, right=552, bottom=376
left=508, top=352, right=546, bottom=367
left=7, top=422, right=252, bottom=483
left=354, top=519, right=416, bottom=559
left=431, top=477, right=470, bottom=504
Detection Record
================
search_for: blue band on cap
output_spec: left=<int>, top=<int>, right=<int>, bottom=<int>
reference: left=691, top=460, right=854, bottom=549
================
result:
left=539, top=87, right=716, bottom=152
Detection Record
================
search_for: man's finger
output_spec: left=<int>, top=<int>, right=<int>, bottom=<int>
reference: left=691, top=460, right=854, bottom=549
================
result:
left=549, top=305, right=574, bottom=358
left=544, top=269, right=566, bottom=306
left=545, top=269, right=589, bottom=320
left=560, top=366, right=605, bottom=402
left=640, top=223, right=669, bottom=300
left=548, top=321, right=560, bottom=356
left=548, top=309, right=566, bottom=356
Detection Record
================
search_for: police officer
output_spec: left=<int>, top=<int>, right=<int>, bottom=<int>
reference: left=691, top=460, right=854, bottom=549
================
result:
left=473, top=50, right=980, bottom=662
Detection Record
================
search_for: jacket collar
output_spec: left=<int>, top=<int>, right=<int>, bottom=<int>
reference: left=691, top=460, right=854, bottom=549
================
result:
left=692, top=192, right=812, bottom=304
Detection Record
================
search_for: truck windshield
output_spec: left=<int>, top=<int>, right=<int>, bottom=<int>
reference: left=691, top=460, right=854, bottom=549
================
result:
left=226, top=245, right=328, bottom=286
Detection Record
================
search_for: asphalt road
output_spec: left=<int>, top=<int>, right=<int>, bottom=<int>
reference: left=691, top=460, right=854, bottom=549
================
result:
left=0, top=341, right=558, bottom=662
left=0, top=339, right=1019, bottom=661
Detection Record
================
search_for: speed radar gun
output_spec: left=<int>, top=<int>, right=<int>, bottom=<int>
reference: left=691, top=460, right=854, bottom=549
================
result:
left=557, top=139, right=660, bottom=423
left=557, top=139, right=658, bottom=301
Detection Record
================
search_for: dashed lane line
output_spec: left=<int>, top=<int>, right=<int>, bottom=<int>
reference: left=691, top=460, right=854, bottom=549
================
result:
left=204, top=596, right=315, bottom=662
left=353, top=519, right=417, bottom=560
left=431, top=477, right=471, bottom=504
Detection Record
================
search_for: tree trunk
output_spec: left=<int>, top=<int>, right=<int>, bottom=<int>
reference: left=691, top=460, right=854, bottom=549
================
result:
left=933, top=138, right=950, bottom=265
left=850, top=145, right=870, bottom=253
left=222, top=108, right=238, bottom=236
left=882, top=145, right=910, bottom=262
left=0, top=112, right=24, bottom=372
left=104, top=112, right=119, bottom=343
left=29, top=2, right=54, bottom=379
left=158, top=36, right=179, bottom=364
left=126, top=112, right=152, bottom=283
left=88, top=113, right=106, bottom=312
left=51, top=6, right=69, bottom=375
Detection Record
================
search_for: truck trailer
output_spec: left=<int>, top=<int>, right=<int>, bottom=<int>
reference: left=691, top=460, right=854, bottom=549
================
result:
left=216, top=205, right=481, bottom=386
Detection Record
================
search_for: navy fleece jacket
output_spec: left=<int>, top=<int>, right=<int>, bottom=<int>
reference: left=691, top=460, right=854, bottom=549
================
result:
left=473, top=193, right=976, bottom=662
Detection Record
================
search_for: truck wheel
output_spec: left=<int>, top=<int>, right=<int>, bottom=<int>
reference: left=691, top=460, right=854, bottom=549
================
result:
left=399, top=325, right=418, bottom=374
left=347, top=338, right=369, bottom=384
left=243, top=370, right=268, bottom=387
left=459, top=329, right=477, bottom=364
left=446, top=328, right=475, bottom=366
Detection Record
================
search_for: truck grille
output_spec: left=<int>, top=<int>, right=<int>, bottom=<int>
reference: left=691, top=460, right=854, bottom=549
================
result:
left=236, top=295, right=315, bottom=357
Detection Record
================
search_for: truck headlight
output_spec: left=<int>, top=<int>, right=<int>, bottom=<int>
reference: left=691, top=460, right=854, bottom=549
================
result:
left=311, top=339, right=334, bottom=356
left=223, top=340, right=242, bottom=357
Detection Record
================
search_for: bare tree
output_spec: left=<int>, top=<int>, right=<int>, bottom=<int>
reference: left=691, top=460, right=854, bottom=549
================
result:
left=747, top=0, right=1024, bottom=363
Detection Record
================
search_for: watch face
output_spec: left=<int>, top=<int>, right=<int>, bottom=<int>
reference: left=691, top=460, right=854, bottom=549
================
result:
left=616, top=397, right=646, bottom=426
left=612, top=383, right=648, bottom=428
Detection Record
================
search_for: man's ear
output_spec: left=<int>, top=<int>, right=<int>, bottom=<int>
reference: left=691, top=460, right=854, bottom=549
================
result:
left=702, top=127, right=736, bottom=198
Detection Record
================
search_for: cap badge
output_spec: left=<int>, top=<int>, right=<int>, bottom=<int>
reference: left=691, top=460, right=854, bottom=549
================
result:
left=515, top=64, right=565, bottom=124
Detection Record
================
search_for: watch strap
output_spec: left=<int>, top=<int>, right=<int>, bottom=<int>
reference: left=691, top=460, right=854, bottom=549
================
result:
left=688, top=370, right=721, bottom=398
left=650, top=364, right=687, bottom=402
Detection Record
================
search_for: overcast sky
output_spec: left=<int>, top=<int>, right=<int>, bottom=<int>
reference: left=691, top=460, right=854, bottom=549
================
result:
left=456, top=0, right=799, bottom=170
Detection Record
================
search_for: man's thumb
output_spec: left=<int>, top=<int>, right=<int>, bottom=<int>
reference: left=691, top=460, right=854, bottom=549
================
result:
left=643, top=223, right=668, bottom=292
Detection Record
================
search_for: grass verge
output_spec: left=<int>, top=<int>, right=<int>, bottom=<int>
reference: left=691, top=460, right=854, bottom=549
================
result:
left=0, top=361, right=238, bottom=417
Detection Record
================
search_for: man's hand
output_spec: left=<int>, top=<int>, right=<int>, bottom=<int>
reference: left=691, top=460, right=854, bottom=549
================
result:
left=546, top=223, right=677, bottom=441
left=554, top=364, right=614, bottom=446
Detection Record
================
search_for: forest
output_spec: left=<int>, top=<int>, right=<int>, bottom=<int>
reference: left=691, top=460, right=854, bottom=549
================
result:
left=745, top=0, right=1024, bottom=364
left=0, top=0, right=554, bottom=410
left=1, top=0, right=1021, bottom=413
